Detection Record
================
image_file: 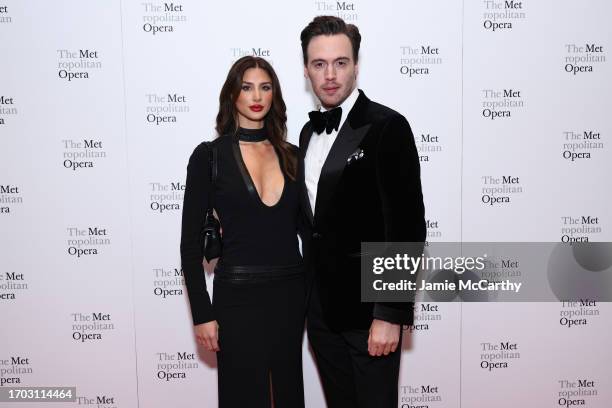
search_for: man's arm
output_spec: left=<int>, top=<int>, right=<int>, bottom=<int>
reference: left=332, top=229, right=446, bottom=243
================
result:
left=372, top=113, right=426, bottom=325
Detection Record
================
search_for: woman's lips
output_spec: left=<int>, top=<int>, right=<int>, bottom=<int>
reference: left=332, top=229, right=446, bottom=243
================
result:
left=249, top=105, right=263, bottom=112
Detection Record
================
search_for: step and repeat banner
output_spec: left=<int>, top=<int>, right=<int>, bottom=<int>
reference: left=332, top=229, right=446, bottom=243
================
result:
left=1, top=1, right=611, bottom=407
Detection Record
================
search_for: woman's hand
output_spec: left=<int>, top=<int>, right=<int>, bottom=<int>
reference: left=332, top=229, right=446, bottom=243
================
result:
left=195, top=320, right=220, bottom=352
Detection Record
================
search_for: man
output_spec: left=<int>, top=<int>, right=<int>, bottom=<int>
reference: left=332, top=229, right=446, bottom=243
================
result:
left=299, top=16, right=426, bottom=408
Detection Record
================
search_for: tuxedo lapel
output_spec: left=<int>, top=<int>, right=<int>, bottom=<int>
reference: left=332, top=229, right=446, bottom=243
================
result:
left=299, top=123, right=315, bottom=225
left=314, top=91, right=371, bottom=224
left=299, top=122, right=314, bottom=160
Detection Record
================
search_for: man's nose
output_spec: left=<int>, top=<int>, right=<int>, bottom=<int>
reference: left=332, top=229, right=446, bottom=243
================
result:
left=324, top=64, right=336, bottom=81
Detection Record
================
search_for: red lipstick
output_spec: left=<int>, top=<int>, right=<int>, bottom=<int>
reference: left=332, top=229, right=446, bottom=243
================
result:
left=249, top=104, right=263, bottom=112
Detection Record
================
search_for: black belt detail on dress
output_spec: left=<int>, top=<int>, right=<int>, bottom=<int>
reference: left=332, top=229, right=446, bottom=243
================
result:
left=214, top=263, right=304, bottom=283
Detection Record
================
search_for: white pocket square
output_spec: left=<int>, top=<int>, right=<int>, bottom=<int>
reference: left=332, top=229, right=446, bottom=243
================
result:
left=347, top=148, right=365, bottom=164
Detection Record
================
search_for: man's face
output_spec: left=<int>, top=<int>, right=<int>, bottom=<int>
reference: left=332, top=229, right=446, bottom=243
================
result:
left=304, top=34, right=358, bottom=109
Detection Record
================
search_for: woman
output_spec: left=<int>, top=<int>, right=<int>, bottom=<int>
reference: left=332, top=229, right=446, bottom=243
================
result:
left=180, top=56, right=306, bottom=407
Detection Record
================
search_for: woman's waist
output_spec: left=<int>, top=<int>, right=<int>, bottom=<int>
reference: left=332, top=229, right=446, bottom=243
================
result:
left=219, top=240, right=301, bottom=263
left=214, top=261, right=304, bottom=283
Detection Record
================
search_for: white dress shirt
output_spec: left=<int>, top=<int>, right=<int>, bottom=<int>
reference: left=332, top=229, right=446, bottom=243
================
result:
left=305, top=88, right=360, bottom=215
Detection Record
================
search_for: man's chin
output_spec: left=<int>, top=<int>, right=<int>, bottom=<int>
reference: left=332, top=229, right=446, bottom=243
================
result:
left=319, top=88, right=354, bottom=109
left=319, top=96, right=341, bottom=109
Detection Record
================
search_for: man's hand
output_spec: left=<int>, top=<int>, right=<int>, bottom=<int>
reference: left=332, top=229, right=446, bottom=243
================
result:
left=368, top=319, right=400, bottom=356
left=195, top=320, right=219, bottom=352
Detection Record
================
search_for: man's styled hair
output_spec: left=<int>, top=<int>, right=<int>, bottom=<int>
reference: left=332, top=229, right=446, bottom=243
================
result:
left=300, top=15, right=361, bottom=65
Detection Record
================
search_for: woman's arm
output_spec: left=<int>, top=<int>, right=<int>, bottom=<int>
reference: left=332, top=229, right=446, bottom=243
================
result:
left=180, top=142, right=215, bottom=325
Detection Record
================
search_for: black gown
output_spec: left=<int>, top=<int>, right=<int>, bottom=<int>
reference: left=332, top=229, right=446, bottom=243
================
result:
left=180, top=127, right=306, bottom=408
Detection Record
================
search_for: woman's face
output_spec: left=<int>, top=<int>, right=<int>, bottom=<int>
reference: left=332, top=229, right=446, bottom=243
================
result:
left=235, top=67, right=273, bottom=128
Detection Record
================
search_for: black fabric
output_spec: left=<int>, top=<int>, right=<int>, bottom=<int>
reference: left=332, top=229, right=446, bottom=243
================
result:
left=181, top=133, right=307, bottom=406
left=202, top=142, right=221, bottom=262
left=215, top=273, right=306, bottom=408
left=307, top=283, right=402, bottom=408
left=309, top=106, right=342, bottom=134
left=299, top=89, right=426, bottom=331
left=300, top=89, right=422, bottom=408
left=180, top=134, right=303, bottom=325
left=214, top=262, right=304, bottom=283
left=237, top=126, right=268, bottom=142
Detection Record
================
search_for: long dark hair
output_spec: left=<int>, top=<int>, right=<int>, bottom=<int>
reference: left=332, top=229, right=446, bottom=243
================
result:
left=215, top=56, right=297, bottom=180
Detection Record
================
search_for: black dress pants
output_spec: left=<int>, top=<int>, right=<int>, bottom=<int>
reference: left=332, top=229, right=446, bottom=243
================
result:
left=307, top=283, right=402, bottom=408
left=213, top=265, right=306, bottom=408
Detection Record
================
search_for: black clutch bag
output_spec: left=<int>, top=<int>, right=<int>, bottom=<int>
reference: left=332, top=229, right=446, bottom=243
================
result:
left=201, top=142, right=222, bottom=262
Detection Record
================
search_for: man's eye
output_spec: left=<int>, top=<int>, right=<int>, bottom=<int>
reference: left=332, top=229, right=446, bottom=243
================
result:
left=337, top=61, right=346, bottom=66
left=315, top=63, right=324, bottom=68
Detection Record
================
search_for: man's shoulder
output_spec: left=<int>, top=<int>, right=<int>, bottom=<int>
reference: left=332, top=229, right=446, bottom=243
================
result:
left=357, top=93, right=413, bottom=144
left=362, top=97, right=406, bottom=126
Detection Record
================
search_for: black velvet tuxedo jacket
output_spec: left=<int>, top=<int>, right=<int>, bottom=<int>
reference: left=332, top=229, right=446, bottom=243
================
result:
left=299, top=89, right=426, bottom=331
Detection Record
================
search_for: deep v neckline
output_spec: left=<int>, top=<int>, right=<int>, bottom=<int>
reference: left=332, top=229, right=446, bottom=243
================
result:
left=232, top=139, right=286, bottom=209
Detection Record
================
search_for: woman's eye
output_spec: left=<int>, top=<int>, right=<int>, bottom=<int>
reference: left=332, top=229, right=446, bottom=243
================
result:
left=241, top=85, right=250, bottom=91
left=262, top=85, right=272, bottom=91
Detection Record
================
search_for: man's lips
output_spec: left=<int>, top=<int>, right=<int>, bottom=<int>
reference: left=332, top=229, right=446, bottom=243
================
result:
left=249, top=105, right=263, bottom=112
left=322, top=86, right=340, bottom=95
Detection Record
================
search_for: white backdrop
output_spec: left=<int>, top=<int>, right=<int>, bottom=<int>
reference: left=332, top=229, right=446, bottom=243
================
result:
left=1, top=1, right=611, bottom=407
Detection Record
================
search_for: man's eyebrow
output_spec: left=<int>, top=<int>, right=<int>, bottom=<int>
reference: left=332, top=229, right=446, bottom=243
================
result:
left=310, top=57, right=351, bottom=63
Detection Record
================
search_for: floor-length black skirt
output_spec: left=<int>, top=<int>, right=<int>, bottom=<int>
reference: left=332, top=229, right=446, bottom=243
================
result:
left=213, top=263, right=306, bottom=408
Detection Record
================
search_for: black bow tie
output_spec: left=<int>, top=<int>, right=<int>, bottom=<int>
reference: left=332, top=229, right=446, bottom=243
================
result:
left=309, top=107, right=342, bottom=135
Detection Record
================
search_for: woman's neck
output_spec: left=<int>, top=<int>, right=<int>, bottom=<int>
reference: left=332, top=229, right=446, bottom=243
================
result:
left=238, top=119, right=264, bottom=129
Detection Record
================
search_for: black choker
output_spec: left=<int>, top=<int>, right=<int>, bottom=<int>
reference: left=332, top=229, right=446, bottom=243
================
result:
left=237, top=127, right=268, bottom=142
